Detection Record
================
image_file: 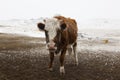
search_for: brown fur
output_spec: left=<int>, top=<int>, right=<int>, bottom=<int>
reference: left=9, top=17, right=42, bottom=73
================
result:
left=52, top=16, right=78, bottom=74
left=54, top=16, right=78, bottom=52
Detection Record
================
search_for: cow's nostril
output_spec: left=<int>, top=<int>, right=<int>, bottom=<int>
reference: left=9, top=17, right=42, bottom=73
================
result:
left=47, top=44, right=54, bottom=49
left=47, top=41, right=56, bottom=50
left=49, top=45, right=54, bottom=49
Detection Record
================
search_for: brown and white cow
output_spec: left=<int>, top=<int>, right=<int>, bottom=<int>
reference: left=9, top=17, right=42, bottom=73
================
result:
left=37, top=16, right=78, bottom=75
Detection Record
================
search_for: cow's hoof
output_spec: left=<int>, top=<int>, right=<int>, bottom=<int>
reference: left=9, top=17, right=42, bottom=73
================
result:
left=74, top=58, right=79, bottom=66
left=60, top=66, right=65, bottom=75
left=75, top=62, right=79, bottom=66
left=60, top=72, right=65, bottom=76
left=48, top=68, right=53, bottom=72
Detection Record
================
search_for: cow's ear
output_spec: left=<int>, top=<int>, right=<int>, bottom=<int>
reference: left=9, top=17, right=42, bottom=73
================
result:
left=37, top=23, right=45, bottom=30
left=60, top=23, right=66, bottom=30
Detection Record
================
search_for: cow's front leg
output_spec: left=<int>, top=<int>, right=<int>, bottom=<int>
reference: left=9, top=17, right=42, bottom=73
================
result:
left=59, top=48, right=67, bottom=75
left=48, top=52, right=54, bottom=71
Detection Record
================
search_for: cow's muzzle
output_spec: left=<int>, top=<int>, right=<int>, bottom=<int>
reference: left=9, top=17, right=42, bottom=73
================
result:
left=47, top=41, right=57, bottom=52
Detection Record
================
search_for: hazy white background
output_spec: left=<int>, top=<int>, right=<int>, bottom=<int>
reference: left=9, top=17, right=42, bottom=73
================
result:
left=0, top=0, right=120, bottom=37
left=0, top=0, right=120, bottom=20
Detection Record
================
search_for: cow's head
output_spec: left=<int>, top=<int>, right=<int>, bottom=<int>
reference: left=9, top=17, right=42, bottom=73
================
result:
left=37, top=18, right=66, bottom=52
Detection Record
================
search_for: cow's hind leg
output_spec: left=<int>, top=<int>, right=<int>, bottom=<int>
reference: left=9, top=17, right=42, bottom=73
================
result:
left=48, top=52, right=54, bottom=71
left=67, top=45, right=73, bottom=55
left=68, top=45, right=75, bottom=61
left=60, top=48, right=67, bottom=75
left=73, top=42, right=78, bottom=66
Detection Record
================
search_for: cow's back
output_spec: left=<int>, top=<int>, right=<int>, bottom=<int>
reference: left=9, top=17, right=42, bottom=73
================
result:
left=54, top=16, right=78, bottom=44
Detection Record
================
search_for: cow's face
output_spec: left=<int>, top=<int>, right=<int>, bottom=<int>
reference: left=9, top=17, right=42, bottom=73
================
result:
left=37, top=18, right=66, bottom=52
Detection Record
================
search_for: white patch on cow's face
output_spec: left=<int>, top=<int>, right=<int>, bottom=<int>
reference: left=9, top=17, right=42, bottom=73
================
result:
left=44, top=18, right=60, bottom=40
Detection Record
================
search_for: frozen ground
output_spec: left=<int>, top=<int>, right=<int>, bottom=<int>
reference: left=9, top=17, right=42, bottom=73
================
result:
left=0, top=18, right=120, bottom=52
left=0, top=33, right=120, bottom=80
left=0, top=19, right=120, bottom=80
left=0, top=18, right=120, bottom=54
left=0, top=18, right=45, bottom=37
left=78, top=29, right=120, bottom=52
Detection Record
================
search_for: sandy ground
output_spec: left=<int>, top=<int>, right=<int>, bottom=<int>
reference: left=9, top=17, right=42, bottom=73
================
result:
left=0, top=33, right=120, bottom=80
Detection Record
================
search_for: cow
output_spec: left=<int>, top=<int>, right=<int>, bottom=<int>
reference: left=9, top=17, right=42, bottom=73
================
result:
left=37, top=16, right=78, bottom=75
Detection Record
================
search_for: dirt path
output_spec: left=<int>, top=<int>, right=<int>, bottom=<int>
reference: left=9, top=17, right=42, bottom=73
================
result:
left=0, top=33, right=120, bottom=80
